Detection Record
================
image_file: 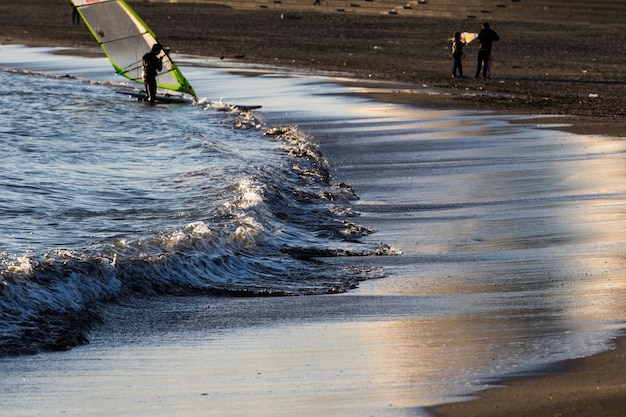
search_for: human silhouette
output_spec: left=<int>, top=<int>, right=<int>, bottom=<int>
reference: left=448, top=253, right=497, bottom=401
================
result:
left=475, top=22, right=499, bottom=79
left=451, top=31, right=465, bottom=78
left=142, top=44, right=163, bottom=104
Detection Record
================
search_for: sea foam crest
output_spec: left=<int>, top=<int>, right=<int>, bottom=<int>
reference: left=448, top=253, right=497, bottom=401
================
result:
left=185, top=221, right=212, bottom=236
left=236, top=177, right=265, bottom=209
left=3, top=256, right=33, bottom=275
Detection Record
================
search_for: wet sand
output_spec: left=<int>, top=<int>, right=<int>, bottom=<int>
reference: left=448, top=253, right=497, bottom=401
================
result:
left=2, top=1, right=626, bottom=416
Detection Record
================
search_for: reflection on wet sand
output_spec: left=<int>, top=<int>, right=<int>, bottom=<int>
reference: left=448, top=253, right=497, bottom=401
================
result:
left=303, top=89, right=626, bottom=369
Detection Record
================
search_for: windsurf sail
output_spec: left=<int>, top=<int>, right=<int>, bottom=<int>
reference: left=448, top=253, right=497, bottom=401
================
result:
left=71, top=0, right=196, bottom=98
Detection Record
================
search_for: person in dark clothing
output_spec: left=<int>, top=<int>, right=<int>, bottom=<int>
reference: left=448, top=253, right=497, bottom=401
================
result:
left=475, top=22, right=499, bottom=79
left=451, top=31, right=465, bottom=78
left=142, top=44, right=163, bottom=104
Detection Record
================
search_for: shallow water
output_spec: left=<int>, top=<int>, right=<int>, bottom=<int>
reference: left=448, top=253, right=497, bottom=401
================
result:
left=1, top=44, right=625, bottom=416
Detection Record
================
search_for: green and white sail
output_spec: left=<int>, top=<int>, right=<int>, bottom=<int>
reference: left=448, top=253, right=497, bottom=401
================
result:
left=71, top=0, right=196, bottom=97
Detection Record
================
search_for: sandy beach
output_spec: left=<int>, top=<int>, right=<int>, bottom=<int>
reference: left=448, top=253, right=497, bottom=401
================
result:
left=1, top=1, right=626, bottom=416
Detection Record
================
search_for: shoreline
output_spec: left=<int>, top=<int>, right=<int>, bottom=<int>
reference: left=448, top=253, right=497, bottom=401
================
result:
left=2, top=2, right=626, bottom=416
left=3, top=35, right=621, bottom=138
left=337, top=81, right=626, bottom=137
left=430, top=333, right=626, bottom=417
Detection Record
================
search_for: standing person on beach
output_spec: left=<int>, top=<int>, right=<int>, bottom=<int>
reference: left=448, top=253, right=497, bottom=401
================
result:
left=451, top=32, right=465, bottom=78
left=475, top=22, right=499, bottom=79
left=142, top=44, right=163, bottom=105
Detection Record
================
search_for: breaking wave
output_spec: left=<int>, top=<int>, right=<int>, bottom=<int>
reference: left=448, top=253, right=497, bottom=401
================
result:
left=0, top=72, right=396, bottom=355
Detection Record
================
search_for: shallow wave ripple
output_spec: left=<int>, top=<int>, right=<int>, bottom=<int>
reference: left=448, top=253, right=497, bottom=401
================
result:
left=0, top=70, right=394, bottom=356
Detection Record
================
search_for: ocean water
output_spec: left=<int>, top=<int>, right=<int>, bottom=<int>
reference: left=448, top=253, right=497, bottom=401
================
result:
left=0, top=45, right=390, bottom=354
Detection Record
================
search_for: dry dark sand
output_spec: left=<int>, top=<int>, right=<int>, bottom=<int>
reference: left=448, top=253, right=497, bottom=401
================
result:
left=2, top=1, right=626, bottom=416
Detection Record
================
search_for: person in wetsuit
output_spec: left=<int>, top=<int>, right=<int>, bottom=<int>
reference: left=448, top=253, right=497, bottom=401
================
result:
left=142, top=44, right=163, bottom=104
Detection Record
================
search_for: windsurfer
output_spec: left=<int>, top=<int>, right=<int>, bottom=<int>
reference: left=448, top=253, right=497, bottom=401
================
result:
left=142, top=44, right=163, bottom=104
left=475, top=22, right=499, bottom=79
